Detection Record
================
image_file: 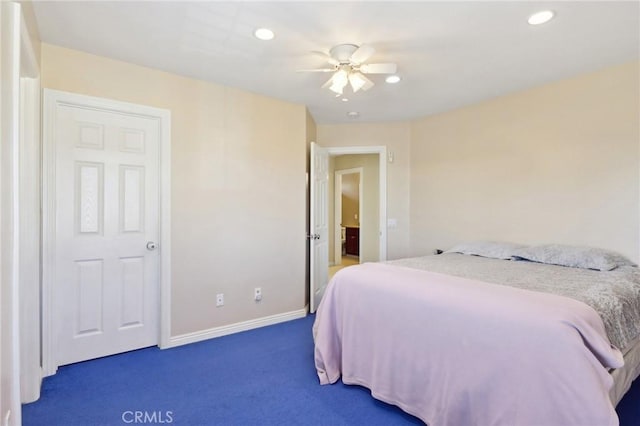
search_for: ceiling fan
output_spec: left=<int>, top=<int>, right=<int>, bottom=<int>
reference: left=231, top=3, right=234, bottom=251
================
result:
left=299, top=44, right=397, bottom=96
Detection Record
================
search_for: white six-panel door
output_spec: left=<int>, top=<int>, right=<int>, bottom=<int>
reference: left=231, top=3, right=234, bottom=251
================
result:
left=52, top=99, right=160, bottom=367
left=310, top=142, right=329, bottom=313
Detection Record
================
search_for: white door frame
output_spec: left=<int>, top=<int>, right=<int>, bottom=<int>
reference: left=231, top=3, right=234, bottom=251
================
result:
left=18, top=5, right=42, bottom=405
left=334, top=167, right=363, bottom=264
left=1, top=2, right=27, bottom=423
left=327, top=146, right=387, bottom=262
left=42, top=90, right=172, bottom=376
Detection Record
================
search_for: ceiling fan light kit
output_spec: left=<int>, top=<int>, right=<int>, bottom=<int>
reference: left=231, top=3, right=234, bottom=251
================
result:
left=348, top=72, right=367, bottom=92
left=328, top=67, right=349, bottom=95
left=302, top=43, right=398, bottom=96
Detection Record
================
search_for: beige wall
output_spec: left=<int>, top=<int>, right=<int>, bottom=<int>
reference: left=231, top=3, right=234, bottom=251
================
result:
left=410, top=61, right=640, bottom=261
left=41, top=43, right=307, bottom=336
left=341, top=192, right=359, bottom=226
left=317, top=122, right=411, bottom=260
left=341, top=173, right=360, bottom=227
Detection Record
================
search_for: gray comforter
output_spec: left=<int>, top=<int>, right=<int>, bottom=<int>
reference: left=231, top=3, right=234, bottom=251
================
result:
left=388, top=253, right=640, bottom=350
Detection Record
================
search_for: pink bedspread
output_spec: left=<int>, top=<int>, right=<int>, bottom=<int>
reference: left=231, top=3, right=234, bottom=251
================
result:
left=313, top=263, right=624, bottom=426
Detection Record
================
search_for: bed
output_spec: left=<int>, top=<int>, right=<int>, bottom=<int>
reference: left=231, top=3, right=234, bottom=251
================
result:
left=313, top=242, right=640, bottom=426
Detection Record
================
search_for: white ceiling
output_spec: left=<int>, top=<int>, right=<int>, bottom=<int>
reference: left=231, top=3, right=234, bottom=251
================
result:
left=32, top=1, right=639, bottom=124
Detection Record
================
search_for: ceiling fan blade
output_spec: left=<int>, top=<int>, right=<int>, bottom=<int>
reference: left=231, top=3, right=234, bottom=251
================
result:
left=360, top=63, right=397, bottom=74
left=296, top=68, right=336, bottom=73
left=311, top=50, right=340, bottom=66
left=350, top=44, right=375, bottom=65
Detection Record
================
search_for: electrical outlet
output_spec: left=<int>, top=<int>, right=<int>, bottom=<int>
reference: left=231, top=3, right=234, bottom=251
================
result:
left=254, top=287, right=262, bottom=302
left=216, top=293, right=224, bottom=307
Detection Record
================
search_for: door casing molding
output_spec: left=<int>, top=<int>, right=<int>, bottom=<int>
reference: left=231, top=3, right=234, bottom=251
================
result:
left=41, top=89, right=172, bottom=376
left=18, top=2, right=42, bottom=404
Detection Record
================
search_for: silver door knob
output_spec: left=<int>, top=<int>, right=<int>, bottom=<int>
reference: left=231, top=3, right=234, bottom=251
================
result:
left=146, top=241, right=157, bottom=251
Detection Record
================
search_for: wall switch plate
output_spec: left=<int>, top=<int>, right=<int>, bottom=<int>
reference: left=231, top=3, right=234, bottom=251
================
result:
left=216, top=293, right=224, bottom=307
left=254, top=287, right=262, bottom=302
left=387, top=218, right=398, bottom=228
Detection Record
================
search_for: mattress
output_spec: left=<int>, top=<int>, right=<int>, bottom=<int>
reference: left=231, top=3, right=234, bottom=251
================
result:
left=612, top=335, right=640, bottom=404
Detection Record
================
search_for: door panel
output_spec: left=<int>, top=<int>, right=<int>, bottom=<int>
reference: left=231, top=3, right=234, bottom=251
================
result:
left=120, top=166, right=144, bottom=233
left=74, top=259, right=104, bottom=336
left=76, top=162, right=104, bottom=234
left=53, top=103, right=159, bottom=367
left=119, top=256, right=145, bottom=328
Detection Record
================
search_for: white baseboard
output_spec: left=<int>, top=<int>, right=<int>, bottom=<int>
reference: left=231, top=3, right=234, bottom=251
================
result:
left=165, top=307, right=308, bottom=349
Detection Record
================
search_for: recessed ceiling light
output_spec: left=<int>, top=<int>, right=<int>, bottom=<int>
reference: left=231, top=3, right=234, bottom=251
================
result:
left=385, top=75, right=401, bottom=84
left=347, top=111, right=360, bottom=119
left=528, top=10, right=555, bottom=25
left=341, top=98, right=349, bottom=102
left=254, top=28, right=275, bottom=41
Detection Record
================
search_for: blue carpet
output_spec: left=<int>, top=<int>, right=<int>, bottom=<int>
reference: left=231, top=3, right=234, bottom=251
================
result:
left=23, top=315, right=639, bottom=425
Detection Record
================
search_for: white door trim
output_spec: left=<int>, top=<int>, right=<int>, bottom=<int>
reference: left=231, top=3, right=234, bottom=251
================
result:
left=42, top=89, right=172, bottom=376
left=18, top=3, right=42, bottom=404
left=334, top=167, right=363, bottom=264
left=1, top=2, right=25, bottom=423
left=327, top=146, right=387, bottom=261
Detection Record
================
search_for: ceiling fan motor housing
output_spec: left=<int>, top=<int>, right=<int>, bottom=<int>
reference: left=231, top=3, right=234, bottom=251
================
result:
left=330, top=44, right=359, bottom=63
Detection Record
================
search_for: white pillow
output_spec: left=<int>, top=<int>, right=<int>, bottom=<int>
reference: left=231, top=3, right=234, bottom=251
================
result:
left=512, top=244, right=637, bottom=271
left=445, top=241, right=525, bottom=260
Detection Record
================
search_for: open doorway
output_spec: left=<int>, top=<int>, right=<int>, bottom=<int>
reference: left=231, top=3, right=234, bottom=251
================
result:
left=330, top=168, right=362, bottom=279
left=327, top=151, right=383, bottom=280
